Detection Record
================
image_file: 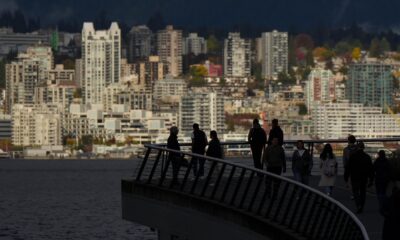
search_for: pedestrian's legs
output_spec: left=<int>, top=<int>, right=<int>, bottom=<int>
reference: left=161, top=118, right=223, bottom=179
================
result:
left=251, top=145, right=263, bottom=170
left=301, top=174, right=309, bottom=186
left=267, top=167, right=282, bottom=199
left=359, top=181, right=367, bottom=210
left=376, top=182, right=388, bottom=213
left=293, top=170, right=301, bottom=182
left=325, top=186, right=333, bottom=195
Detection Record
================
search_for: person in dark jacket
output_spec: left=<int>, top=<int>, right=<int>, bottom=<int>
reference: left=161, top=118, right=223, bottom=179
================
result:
left=263, top=137, right=286, bottom=199
left=344, top=141, right=374, bottom=213
left=167, top=126, right=181, bottom=185
left=206, top=131, right=223, bottom=159
left=374, top=150, right=391, bottom=213
left=291, top=140, right=313, bottom=186
left=248, top=119, right=267, bottom=170
left=191, top=123, right=208, bottom=177
left=343, top=135, right=358, bottom=180
left=267, top=119, right=284, bottom=146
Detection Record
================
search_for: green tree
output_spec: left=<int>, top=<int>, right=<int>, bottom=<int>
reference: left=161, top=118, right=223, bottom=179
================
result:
left=277, top=71, right=296, bottom=85
left=369, top=38, right=381, bottom=57
left=81, top=135, right=93, bottom=146
left=380, top=37, right=391, bottom=53
left=334, top=41, right=352, bottom=56
left=207, top=35, right=221, bottom=54
left=189, top=65, right=208, bottom=87
left=288, top=36, right=297, bottom=68
left=298, top=103, right=308, bottom=115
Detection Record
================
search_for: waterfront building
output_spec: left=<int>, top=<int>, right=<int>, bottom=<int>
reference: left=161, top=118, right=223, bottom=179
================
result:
left=261, top=30, right=288, bottom=80
left=346, top=62, right=393, bottom=108
left=183, top=33, right=207, bottom=56
left=5, top=46, right=53, bottom=113
left=12, top=104, right=62, bottom=146
left=127, top=25, right=153, bottom=62
left=179, top=91, right=225, bottom=134
left=224, top=33, right=251, bottom=77
left=81, top=22, right=121, bottom=104
left=156, top=25, right=183, bottom=77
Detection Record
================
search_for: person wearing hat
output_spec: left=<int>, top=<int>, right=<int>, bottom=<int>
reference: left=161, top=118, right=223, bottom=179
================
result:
left=344, top=141, right=374, bottom=213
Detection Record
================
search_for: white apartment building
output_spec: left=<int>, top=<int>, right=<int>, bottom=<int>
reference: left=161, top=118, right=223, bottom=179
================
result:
left=312, top=101, right=400, bottom=139
left=153, top=75, right=187, bottom=102
left=305, top=68, right=336, bottom=112
left=183, top=33, right=207, bottom=56
left=12, top=104, right=62, bottom=146
left=261, top=30, right=288, bottom=80
left=224, top=33, right=251, bottom=77
left=6, top=46, right=53, bottom=113
left=65, top=104, right=175, bottom=144
left=81, top=22, right=121, bottom=104
left=157, top=25, right=183, bottom=77
left=179, top=91, right=225, bottom=134
left=34, top=64, right=77, bottom=111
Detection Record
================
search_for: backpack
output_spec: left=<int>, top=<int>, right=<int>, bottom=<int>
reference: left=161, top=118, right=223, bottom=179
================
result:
left=323, top=158, right=337, bottom=177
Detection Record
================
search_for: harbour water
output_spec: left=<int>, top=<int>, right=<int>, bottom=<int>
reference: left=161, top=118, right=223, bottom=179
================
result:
left=0, top=160, right=157, bottom=240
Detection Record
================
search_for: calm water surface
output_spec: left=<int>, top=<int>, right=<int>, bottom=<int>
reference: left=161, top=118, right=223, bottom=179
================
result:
left=0, top=160, right=157, bottom=240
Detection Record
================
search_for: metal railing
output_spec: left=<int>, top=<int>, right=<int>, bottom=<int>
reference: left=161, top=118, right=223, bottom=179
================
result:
left=128, top=139, right=400, bottom=240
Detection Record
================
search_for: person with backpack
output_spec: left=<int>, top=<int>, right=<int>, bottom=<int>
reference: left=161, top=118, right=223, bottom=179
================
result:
left=319, top=144, right=338, bottom=196
left=248, top=119, right=267, bottom=170
left=291, top=140, right=313, bottom=186
left=344, top=141, right=374, bottom=213
left=191, top=123, right=208, bottom=178
left=374, top=150, right=391, bottom=213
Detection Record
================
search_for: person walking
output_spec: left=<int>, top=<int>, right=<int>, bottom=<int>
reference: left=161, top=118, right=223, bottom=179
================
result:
left=267, top=119, right=284, bottom=146
left=343, top=135, right=358, bottom=199
left=344, top=141, right=374, bottom=213
left=248, top=119, right=267, bottom=170
left=318, top=144, right=338, bottom=196
left=167, top=126, right=181, bottom=185
left=373, top=150, right=391, bottom=213
left=206, top=131, right=223, bottom=185
left=291, top=140, right=313, bottom=186
left=263, top=137, right=286, bottom=198
left=191, top=123, right=208, bottom=178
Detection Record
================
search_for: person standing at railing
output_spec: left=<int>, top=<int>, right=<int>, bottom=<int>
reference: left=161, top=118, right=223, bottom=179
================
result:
left=291, top=140, right=313, bottom=186
left=344, top=141, right=374, bottom=214
left=191, top=123, right=208, bottom=178
left=267, top=119, right=284, bottom=146
left=382, top=182, right=400, bottom=240
left=343, top=135, right=358, bottom=200
left=248, top=119, right=267, bottom=170
left=373, top=150, right=391, bottom=213
left=318, top=144, right=338, bottom=196
left=263, top=137, right=286, bottom=198
left=167, top=126, right=181, bottom=186
left=206, top=131, right=223, bottom=159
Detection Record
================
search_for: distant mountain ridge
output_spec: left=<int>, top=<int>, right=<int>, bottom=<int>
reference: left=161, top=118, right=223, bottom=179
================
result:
left=3, top=0, right=400, bottom=31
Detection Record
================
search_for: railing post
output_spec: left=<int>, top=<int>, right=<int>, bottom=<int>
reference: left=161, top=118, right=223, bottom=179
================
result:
left=147, top=149, right=163, bottom=184
left=230, top=168, right=246, bottom=206
left=239, top=171, right=255, bottom=209
left=135, top=147, right=151, bottom=181
left=210, top=163, right=226, bottom=200
left=220, top=166, right=236, bottom=203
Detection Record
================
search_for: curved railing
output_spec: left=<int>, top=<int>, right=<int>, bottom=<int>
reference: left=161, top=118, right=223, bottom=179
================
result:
left=128, top=138, right=400, bottom=240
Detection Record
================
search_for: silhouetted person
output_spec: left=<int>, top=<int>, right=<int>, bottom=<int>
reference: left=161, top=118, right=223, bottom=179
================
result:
left=374, top=150, right=391, bottom=213
left=248, top=119, right=267, bottom=170
left=343, top=135, right=358, bottom=181
left=167, top=126, right=181, bottom=185
left=343, top=135, right=358, bottom=199
left=344, top=142, right=374, bottom=213
left=191, top=123, right=208, bottom=177
left=263, top=137, right=286, bottom=198
left=206, top=131, right=223, bottom=159
left=291, top=140, right=313, bottom=186
left=382, top=184, right=400, bottom=240
left=267, top=119, right=284, bottom=146
left=319, top=144, right=338, bottom=196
